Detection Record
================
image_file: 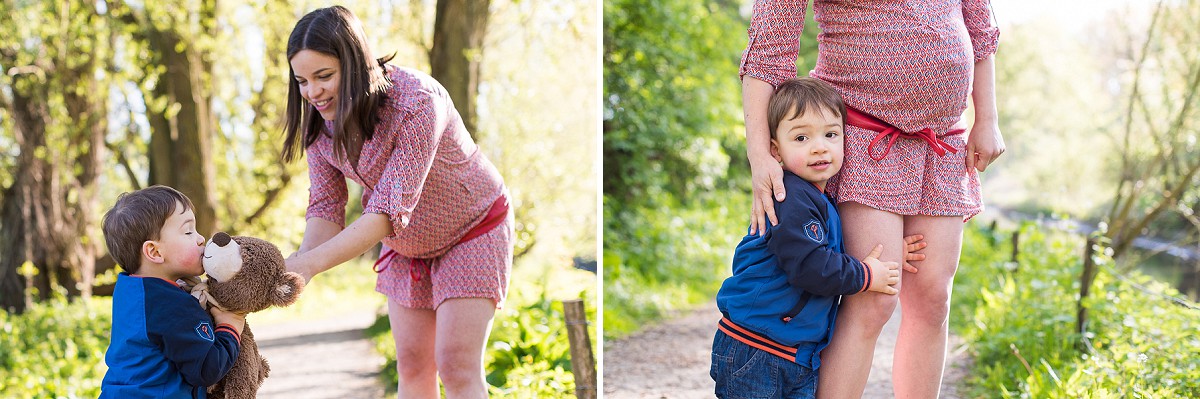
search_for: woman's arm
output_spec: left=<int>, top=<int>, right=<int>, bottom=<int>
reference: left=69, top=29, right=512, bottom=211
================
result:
left=744, top=76, right=785, bottom=235
left=740, top=0, right=809, bottom=235
left=965, top=55, right=1005, bottom=172
left=286, top=213, right=393, bottom=281
left=295, top=217, right=342, bottom=255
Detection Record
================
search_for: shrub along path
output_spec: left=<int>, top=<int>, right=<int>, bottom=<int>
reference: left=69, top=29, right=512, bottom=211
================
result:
left=603, top=301, right=970, bottom=398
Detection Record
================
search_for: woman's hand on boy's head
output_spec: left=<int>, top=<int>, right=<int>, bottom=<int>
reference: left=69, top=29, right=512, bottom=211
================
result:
left=902, top=234, right=927, bottom=273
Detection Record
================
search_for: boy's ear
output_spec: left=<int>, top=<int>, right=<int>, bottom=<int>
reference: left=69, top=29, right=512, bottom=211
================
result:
left=769, top=139, right=783, bottom=163
left=142, top=241, right=165, bottom=264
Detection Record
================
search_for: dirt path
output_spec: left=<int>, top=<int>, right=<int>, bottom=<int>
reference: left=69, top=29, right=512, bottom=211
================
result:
left=253, top=310, right=387, bottom=399
left=603, top=301, right=970, bottom=398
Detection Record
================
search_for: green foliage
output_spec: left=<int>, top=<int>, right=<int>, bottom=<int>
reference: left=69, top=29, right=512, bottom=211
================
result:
left=603, top=0, right=746, bottom=204
left=953, top=223, right=1200, bottom=398
left=0, top=297, right=111, bottom=398
left=602, top=0, right=761, bottom=339
left=603, top=193, right=748, bottom=339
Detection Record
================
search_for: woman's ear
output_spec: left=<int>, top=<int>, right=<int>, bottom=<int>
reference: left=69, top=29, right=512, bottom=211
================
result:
left=142, top=241, right=164, bottom=264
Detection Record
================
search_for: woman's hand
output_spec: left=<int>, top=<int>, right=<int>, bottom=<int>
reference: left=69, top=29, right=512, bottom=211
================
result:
left=285, top=253, right=315, bottom=284
left=967, top=55, right=1004, bottom=172
left=749, top=151, right=786, bottom=235
left=965, top=120, right=1005, bottom=172
left=744, top=77, right=785, bottom=235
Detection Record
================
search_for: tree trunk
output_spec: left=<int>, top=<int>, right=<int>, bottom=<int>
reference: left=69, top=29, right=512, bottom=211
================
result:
left=144, top=25, right=220, bottom=236
left=430, top=0, right=490, bottom=138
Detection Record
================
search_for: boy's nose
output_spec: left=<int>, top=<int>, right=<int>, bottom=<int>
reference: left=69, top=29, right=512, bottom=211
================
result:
left=212, top=232, right=232, bottom=247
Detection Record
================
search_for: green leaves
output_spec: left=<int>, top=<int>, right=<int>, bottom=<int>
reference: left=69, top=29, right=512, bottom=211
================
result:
left=954, top=224, right=1200, bottom=398
left=0, top=297, right=110, bottom=398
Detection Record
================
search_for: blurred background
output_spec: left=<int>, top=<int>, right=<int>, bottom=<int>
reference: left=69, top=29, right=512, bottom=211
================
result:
left=0, top=0, right=597, bottom=397
left=604, top=0, right=1200, bottom=396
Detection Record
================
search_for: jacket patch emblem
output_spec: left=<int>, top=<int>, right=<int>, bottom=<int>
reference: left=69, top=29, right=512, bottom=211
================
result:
left=195, top=322, right=215, bottom=342
left=803, top=220, right=824, bottom=242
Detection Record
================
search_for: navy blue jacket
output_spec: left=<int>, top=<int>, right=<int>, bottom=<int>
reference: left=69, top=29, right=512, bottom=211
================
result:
left=716, top=171, right=870, bottom=369
left=100, top=273, right=240, bottom=399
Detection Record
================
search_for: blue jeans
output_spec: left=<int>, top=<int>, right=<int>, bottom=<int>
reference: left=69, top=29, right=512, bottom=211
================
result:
left=710, top=329, right=818, bottom=399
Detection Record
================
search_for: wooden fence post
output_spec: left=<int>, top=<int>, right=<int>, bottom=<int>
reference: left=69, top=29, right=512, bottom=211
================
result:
left=1075, top=237, right=1098, bottom=352
left=562, top=299, right=596, bottom=399
left=1011, top=230, right=1021, bottom=273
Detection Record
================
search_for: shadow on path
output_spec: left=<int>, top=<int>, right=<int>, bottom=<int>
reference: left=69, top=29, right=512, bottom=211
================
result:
left=254, top=311, right=387, bottom=399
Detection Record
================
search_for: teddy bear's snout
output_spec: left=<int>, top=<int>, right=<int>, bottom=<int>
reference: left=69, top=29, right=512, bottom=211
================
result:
left=212, top=232, right=232, bottom=247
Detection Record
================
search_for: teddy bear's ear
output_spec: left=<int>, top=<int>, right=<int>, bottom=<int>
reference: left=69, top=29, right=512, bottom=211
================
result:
left=272, top=271, right=306, bottom=306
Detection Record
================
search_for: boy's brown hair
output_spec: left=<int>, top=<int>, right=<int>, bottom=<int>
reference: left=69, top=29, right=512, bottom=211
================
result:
left=767, top=77, right=847, bottom=138
left=102, top=186, right=195, bottom=274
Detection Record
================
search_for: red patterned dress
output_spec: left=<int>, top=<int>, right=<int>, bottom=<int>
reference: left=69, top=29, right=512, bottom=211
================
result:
left=305, top=64, right=512, bottom=309
left=741, top=0, right=1000, bottom=217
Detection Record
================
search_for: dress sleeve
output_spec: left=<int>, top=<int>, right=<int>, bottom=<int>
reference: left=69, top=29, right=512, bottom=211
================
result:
left=766, top=192, right=869, bottom=296
left=362, top=89, right=449, bottom=236
left=305, top=144, right=348, bottom=227
left=739, top=0, right=809, bottom=87
left=962, top=0, right=1000, bottom=62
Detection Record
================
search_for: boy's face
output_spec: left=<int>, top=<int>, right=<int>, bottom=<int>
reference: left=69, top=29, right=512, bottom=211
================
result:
left=770, top=106, right=844, bottom=191
left=290, top=49, right=342, bottom=122
left=148, top=202, right=206, bottom=280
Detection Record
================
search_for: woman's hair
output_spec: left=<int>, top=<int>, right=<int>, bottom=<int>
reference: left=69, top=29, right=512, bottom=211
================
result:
left=767, top=77, right=846, bottom=138
left=282, top=5, right=395, bottom=165
left=102, top=185, right=195, bottom=274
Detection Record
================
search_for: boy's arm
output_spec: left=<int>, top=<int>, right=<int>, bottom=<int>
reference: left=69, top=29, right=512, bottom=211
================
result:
left=768, top=196, right=867, bottom=296
left=767, top=193, right=898, bottom=296
left=148, top=295, right=241, bottom=387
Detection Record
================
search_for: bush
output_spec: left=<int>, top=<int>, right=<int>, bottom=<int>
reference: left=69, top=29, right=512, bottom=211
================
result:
left=602, top=192, right=748, bottom=339
left=953, top=223, right=1200, bottom=398
left=0, top=297, right=111, bottom=398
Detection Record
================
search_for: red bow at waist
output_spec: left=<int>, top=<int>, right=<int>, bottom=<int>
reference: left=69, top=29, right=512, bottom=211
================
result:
left=845, top=106, right=964, bottom=161
left=373, top=192, right=510, bottom=281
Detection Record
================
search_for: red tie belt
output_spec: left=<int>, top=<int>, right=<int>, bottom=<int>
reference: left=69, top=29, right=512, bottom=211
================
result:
left=845, top=106, right=964, bottom=161
left=373, top=192, right=510, bottom=281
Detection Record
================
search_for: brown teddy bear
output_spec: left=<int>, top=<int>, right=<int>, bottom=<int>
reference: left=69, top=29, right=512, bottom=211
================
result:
left=188, top=231, right=306, bottom=399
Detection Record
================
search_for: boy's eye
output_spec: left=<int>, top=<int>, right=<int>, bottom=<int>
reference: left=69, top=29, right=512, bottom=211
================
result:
left=794, top=135, right=808, bottom=142
left=825, top=131, right=839, bottom=138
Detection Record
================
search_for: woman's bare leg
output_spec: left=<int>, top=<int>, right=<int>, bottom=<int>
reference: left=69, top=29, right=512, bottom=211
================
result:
left=893, top=215, right=963, bottom=399
left=435, top=298, right=497, bottom=399
left=817, top=202, right=905, bottom=399
left=389, top=299, right=439, bottom=399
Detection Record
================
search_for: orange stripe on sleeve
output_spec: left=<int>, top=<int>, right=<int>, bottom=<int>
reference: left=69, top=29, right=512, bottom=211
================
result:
left=216, top=324, right=241, bottom=346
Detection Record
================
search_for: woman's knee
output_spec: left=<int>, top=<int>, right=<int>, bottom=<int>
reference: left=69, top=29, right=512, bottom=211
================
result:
left=394, top=343, right=436, bottom=381
left=434, top=349, right=484, bottom=385
left=843, top=293, right=899, bottom=329
left=902, top=290, right=952, bottom=326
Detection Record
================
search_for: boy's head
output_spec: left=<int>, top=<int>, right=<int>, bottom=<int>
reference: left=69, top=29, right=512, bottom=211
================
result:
left=102, top=185, right=205, bottom=279
left=767, top=78, right=847, bottom=190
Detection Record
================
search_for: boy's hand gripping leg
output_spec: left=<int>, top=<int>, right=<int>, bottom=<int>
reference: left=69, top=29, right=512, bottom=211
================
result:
left=862, top=244, right=901, bottom=295
left=902, top=234, right=927, bottom=273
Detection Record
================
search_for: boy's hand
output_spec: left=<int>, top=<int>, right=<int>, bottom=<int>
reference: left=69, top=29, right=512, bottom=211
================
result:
left=209, top=306, right=246, bottom=337
left=862, top=244, right=901, bottom=295
left=903, top=234, right=927, bottom=273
